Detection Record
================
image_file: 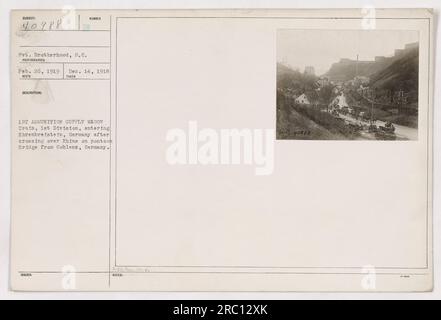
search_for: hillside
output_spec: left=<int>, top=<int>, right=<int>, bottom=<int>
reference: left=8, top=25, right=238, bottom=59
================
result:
left=324, top=43, right=418, bottom=84
left=277, top=63, right=318, bottom=97
left=325, top=59, right=387, bottom=82
left=369, top=46, right=419, bottom=103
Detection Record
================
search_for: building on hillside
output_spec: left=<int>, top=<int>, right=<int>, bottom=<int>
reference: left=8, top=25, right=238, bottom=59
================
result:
left=295, top=93, right=311, bottom=105
left=354, top=76, right=370, bottom=85
left=329, top=93, right=348, bottom=109
left=394, top=48, right=405, bottom=57
left=405, top=42, right=418, bottom=50
left=357, top=85, right=370, bottom=95
left=317, top=77, right=330, bottom=87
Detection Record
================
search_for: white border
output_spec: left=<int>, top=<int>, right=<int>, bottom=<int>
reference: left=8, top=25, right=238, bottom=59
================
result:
left=0, top=0, right=439, bottom=300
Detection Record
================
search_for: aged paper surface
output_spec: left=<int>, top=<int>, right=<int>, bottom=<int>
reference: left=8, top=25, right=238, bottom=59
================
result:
left=10, top=9, right=433, bottom=291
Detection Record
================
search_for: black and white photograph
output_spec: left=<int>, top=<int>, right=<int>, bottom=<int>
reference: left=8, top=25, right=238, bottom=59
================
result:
left=277, top=29, right=419, bottom=140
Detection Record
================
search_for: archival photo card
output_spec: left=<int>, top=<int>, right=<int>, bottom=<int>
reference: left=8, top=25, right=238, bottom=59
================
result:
left=9, top=9, right=433, bottom=292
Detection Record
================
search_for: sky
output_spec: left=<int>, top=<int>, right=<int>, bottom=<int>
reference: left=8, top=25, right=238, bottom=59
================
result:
left=277, top=29, right=419, bottom=76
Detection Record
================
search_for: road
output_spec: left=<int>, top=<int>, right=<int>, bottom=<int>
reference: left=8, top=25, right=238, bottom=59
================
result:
left=330, top=93, right=418, bottom=140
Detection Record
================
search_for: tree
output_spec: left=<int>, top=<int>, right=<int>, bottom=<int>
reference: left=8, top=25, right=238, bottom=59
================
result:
left=318, top=84, right=335, bottom=111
